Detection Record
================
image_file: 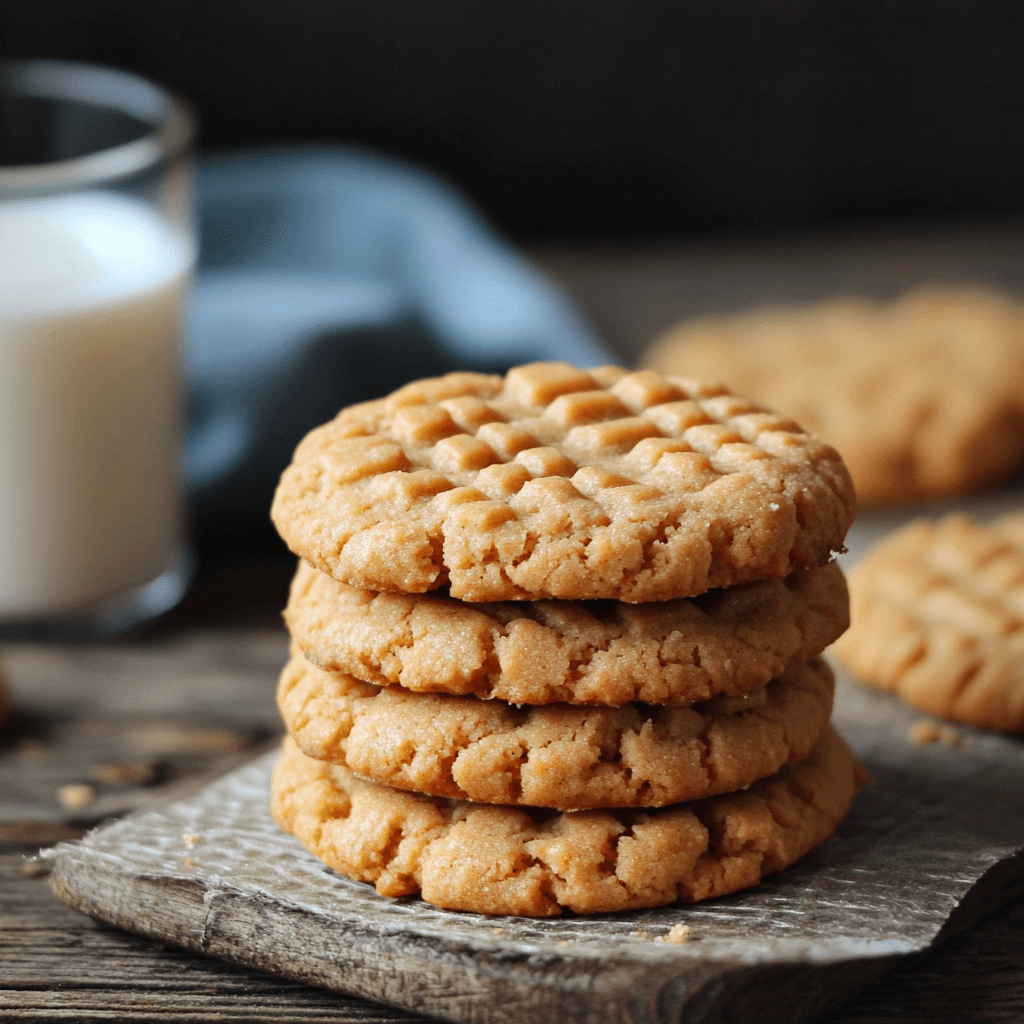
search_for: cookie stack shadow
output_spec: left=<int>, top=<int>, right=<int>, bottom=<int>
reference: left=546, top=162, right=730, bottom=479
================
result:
left=268, top=361, right=868, bottom=918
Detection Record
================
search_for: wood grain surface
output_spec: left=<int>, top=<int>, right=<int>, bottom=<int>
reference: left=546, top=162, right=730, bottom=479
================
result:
left=7, top=845, right=1024, bottom=1024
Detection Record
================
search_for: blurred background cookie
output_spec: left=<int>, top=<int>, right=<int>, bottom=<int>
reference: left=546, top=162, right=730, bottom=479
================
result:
left=642, top=286, right=1024, bottom=506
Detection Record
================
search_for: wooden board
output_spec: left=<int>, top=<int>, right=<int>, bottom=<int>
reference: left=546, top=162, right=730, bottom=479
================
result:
left=46, top=674, right=1024, bottom=1024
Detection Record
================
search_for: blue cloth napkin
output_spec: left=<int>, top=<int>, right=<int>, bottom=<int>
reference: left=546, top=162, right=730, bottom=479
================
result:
left=183, top=145, right=613, bottom=547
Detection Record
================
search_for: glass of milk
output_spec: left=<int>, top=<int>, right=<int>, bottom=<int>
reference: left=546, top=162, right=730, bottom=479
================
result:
left=0, top=60, right=197, bottom=636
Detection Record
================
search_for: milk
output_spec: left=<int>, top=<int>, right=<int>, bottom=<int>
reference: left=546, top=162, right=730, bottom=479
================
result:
left=0, top=192, right=194, bottom=618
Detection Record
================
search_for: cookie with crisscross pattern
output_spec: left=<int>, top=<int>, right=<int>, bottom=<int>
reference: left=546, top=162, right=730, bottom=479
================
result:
left=271, top=362, right=855, bottom=602
left=833, top=512, right=1024, bottom=731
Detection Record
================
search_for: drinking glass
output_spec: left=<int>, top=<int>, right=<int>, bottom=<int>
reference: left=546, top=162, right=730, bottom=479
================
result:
left=0, top=59, right=197, bottom=637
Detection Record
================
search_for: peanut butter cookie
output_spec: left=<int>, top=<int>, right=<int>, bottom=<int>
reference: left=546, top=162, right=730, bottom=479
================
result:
left=285, top=558, right=849, bottom=705
left=833, top=512, right=1024, bottom=731
left=270, top=726, right=867, bottom=916
left=278, top=651, right=835, bottom=810
left=271, top=363, right=855, bottom=602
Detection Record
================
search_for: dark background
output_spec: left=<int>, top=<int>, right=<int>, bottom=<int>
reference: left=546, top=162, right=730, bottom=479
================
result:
left=4, top=0, right=1024, bottom=242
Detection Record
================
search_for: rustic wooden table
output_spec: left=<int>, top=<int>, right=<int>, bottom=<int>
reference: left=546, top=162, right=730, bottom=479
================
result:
left=4, top=225, right=1024, bottom=1022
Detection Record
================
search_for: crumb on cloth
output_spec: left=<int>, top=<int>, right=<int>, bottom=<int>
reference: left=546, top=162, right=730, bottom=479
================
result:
left=655, top=924, right=691, bottom=944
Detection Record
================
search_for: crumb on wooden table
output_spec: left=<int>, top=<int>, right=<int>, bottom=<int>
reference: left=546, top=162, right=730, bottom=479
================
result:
left=57, top=784, right=95, bottom=809
left=20, top=858, right=51, bottom=878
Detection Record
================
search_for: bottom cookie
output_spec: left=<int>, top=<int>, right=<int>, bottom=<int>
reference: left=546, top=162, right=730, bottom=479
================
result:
left=270, top=726, right=868, bottom=917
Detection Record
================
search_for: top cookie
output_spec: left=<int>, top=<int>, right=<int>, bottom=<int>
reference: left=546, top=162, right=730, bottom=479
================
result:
left=643, top=287, right=1024, bottom=506
left=272, top=362, right=855, bottom=602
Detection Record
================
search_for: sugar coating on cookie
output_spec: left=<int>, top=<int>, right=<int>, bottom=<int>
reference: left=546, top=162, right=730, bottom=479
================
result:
left=278, top=651, right=836, bottom=810
left=286, top=558, right=849, bottom=706
left=643, top=287, right=1024, bottom=506
left=270, top=725, right=867, bottom=916
left=833, top=512, right=1024, bottom=732
left=271, top=362, right=855, bottom=602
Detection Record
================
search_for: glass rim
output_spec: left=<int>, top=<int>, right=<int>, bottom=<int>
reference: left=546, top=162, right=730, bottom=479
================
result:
left=0, top=58, right=196, bottom=196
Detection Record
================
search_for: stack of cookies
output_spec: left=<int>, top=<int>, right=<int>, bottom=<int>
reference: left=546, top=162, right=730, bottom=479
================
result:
left=269, top=361, right=867, bottom=917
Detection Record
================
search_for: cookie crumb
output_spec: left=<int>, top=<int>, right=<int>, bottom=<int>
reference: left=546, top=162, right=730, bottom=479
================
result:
left=655, top=924, right=691, bottom=944
left=491, top=928, right=506, bottom=936
left=58, top=784, right=95, bottom=809
left=629, top=930, right=651, bottom=940
left=185, top=856, right=195, bottom=868
left=182, top=832, right=200, bottom=848
left=556, top=940, right=569, bottom=947
left=909, top=720, right=961, bottom=747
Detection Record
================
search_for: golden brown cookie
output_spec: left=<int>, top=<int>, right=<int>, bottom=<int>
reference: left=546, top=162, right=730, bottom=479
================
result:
left=278, top=650, right=836, bottom=810
left=270, top=725, right=867, bottom=917
left=643, top=287, right=1024, bottom=506
left=285, top=557, right=849, bottom=706
left=832, top=512, right=1024, bottom=731
left=271, top=362, right=855, bottom=602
